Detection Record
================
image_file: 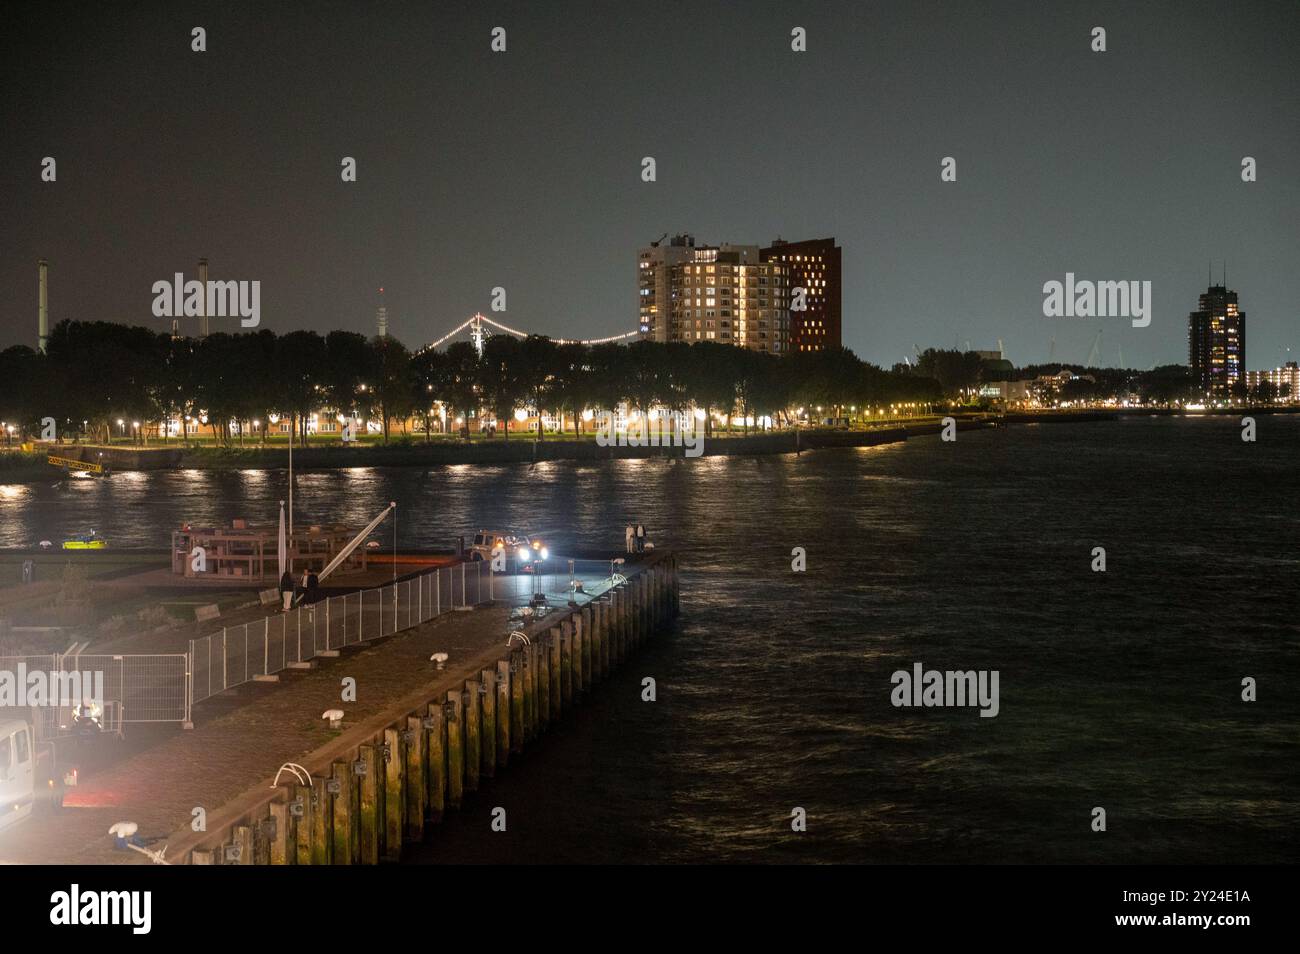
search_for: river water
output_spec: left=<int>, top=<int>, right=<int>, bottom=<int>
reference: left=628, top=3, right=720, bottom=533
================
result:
left=3, top=416, right=1297, bottom=862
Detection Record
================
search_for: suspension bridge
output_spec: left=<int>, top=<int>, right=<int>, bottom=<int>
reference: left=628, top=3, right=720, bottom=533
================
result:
left=420, top=313, right=641, bottom=356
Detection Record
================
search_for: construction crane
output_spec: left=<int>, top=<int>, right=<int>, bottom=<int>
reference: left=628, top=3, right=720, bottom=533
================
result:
left=1086, top=329, right=1103, bottom=368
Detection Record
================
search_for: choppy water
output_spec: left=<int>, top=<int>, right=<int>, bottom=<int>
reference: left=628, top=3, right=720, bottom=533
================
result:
left=4, top=416, right=1298, bottom=862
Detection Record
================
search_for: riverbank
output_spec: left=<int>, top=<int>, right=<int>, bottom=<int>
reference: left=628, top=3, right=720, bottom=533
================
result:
left=5, top=408, right=1294, bottom=481
left=0, top=410, right=1102, bottom=479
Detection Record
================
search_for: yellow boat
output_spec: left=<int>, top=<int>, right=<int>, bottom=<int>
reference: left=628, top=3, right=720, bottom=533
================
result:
left=62, top=534, right=107, bottom=550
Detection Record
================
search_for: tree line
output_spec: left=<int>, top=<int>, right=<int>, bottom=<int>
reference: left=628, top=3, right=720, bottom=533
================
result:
left=0, top=320, right=942, bottom=445
left=3, top=322, right=1237, bottom=448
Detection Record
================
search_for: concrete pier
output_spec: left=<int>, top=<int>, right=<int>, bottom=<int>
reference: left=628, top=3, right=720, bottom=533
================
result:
left=154, top=551, right=678, bottom=864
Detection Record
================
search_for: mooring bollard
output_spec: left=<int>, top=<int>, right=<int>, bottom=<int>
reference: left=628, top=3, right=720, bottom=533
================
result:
left=480, top=669, right=497, bottom=779
left=383, top=727, right=404, bottom=862
left=405, top=716, right=426, bottom=843
left=331, top=761, right=355, bottom=865
left=463, top=679, right=481, bottom=794
left=497, top=658, right=513, bottom=766
left=426, top=702, right=446, bottom=824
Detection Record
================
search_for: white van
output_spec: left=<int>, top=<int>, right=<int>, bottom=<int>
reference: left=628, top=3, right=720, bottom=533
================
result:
left=0, top=720, right=35, bottom=834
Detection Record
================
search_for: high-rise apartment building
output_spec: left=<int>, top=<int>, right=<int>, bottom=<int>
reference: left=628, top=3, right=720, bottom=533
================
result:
left=638, top=234, right=696, bottom=343
left=1187, top=283, right=1246, bottom=398
left=760, top=237, right=841, bottom=351
left=638, top=234, right=790, bottom=353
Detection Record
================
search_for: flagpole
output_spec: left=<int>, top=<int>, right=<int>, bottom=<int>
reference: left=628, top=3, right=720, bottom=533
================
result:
left=288, top=418, right=294, bottom=571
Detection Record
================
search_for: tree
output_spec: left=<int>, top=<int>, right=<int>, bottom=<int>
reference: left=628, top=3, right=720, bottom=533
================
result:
left=518, top=335, right=561, bottom=438
left=370, top=336, right=413, bottom=444
left=549, top=342, right=594, bottom=439
left=324, top=331, right=377, bottom=424
left=479, top=335, right=526, bottom=439
left=274, top=330, right=327, bottom=446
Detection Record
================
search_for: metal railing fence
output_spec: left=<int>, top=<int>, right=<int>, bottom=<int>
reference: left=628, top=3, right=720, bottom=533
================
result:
left=188, top=561, right=491, bottom=711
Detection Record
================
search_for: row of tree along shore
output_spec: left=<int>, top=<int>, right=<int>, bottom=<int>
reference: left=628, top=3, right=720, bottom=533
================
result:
left=2, top=321, right=1234, bottom=451
left=0, top=412, right=1144, bottom=480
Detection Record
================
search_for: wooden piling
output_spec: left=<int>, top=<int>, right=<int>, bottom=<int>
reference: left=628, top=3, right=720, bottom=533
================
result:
left=270, top=798, right=291, bottom=865
left=233, top=825, right=253, bottom=865
left=480, top=669, right=497, bottom=778
left=578, top=607, right=591, bottom=693
left=538, top=635, right=552, bottom=732
left=464, top=680, right=481, bottom=794
left=426, top=703, right=446, bottom=824
left=549, top=626, right=563, bottom=720
left=331, top=760, right=355, bottom=864
left=560, top=621, right=573, bottom=709
left=294, top=780, right=315, bottom=865
left=358, top=743, right=380, bottom=865
left=496, top=659, right=511, bottom=768
left=446, top=690, right=464, bottom=811
left=405, top=716, right=426, bottom=843
left=308, top=776, right=330, bottom=865
left=510, top=651, right=525, bottom=754
left=596, top=599, right=609, bottom=680
left=383, top=727, right=404, bottom=862
left=521, top=644, right=534, bottom=744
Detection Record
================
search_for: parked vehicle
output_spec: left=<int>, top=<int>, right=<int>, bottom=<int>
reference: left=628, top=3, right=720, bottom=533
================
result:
left=0, top=720, right=35, bottom=834
left=468, top=530, right=549, bottom=568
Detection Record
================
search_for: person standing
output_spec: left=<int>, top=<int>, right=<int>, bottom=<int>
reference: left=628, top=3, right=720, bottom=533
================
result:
left=625, top=523, right=635, bottom=554
left=279, top=568, right=295, bottom=611
left=635, top=522, right=646, bottom=553
left=305, top=568, right=320, bottom=605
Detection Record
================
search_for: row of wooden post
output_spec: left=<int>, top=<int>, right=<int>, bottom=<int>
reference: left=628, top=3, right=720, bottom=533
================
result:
left=189, top=554, right=679, bottom=864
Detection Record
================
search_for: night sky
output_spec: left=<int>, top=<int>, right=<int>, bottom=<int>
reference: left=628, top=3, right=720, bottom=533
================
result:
left=2, top=0, right=1297, bottom=370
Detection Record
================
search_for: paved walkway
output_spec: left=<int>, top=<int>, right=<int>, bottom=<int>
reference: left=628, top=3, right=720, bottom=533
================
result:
left=0, top=604, right=511, bottom=864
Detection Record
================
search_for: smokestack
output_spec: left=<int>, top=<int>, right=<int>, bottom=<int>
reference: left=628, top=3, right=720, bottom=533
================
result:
left=38, top=259, right=49, bottom=353
left=198, top=257, right=209, bottom=338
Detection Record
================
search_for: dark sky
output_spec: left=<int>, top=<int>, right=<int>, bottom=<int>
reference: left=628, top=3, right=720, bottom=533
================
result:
left=3, top=0, right=1297, bottom=370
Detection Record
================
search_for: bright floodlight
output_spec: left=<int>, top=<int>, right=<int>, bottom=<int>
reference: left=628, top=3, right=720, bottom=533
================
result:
left=517, top=547, right=530, bottom=560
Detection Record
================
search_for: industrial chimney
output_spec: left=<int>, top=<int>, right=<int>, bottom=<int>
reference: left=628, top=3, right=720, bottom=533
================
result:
left=198, top=258, right=210, bottom=338
left=37, top=259, right=49, bottom=353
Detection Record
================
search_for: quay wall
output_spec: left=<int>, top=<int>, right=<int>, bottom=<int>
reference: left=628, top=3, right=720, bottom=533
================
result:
left=166, top=551, right=680, bottom=865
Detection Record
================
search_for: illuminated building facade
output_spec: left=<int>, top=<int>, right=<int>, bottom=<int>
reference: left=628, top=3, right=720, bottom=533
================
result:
left=1187, top=284, right=1246, bottom=398
left=1245, top=362, right=1299, bottom=403
left=760, top=237, right=842, bottom=351
left=639, top=235, right=791, bottom=353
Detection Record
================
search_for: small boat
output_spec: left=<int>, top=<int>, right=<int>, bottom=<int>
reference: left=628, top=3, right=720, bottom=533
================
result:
left=62, top=531, right=107, bottom=550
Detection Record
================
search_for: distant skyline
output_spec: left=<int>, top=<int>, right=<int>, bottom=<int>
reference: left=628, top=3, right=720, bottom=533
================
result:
left=2, top=0, right=1297, bottom=369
